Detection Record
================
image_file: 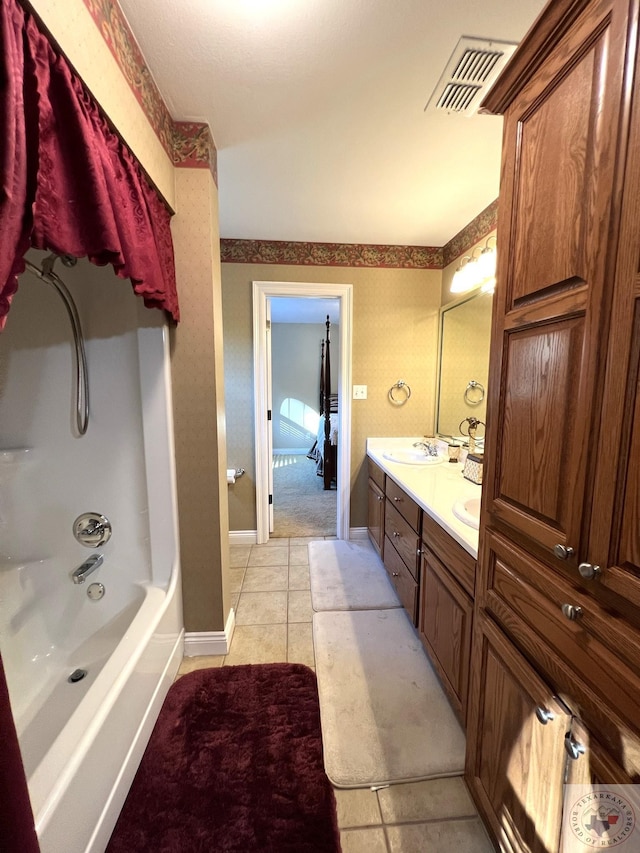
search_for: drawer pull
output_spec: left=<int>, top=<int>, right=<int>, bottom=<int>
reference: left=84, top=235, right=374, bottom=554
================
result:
left=392, top=531, right=400, bottom=538
left=578, top=562, right=601, bottom=580
left=392, top=572, right=399, bottom=577
left=564, top=733, right=586, bottom=761
left=554, top=544, right=575, bottom=560
left=393, top=496, right=403, bottom=502
left=534, top=706, right=555, bottom=725
left=561, top=603, right=583, bottom=621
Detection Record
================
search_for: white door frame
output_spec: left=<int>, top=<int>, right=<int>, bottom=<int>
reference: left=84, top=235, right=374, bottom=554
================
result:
left=252, top=280, right=353, bottom=543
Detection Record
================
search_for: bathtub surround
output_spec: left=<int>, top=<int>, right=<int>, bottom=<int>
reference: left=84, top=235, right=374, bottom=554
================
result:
left=0, top=255, right=183, bottom=852
left=106, top=664, right=341, bottom=853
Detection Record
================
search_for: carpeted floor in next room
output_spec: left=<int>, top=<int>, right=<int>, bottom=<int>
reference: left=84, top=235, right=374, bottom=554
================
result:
left=272, top=454, right=336, bottom=538
left=175, top=538, right=494, bottom=853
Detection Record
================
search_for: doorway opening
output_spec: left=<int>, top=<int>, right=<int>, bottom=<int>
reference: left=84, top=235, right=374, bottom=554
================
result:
left=252, top=281, right=353, bottom=544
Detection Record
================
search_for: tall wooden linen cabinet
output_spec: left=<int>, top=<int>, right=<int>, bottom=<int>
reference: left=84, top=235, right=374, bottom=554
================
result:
left=466, top=0, right=640, bottom=850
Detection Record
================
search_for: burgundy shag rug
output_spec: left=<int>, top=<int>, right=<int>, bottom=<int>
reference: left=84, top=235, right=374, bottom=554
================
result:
left=106, top=663, right=341, bottom=853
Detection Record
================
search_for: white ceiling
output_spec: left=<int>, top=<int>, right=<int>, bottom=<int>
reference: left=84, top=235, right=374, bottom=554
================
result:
left=118, top=0, right=547, bottom=246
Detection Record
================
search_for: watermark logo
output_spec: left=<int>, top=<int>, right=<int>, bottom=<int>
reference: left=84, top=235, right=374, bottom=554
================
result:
left=562, top=786, right=639, bottom=851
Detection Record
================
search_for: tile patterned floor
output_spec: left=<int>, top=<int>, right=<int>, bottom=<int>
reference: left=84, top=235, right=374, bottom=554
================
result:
left=177, top=537, right=495, bottom=852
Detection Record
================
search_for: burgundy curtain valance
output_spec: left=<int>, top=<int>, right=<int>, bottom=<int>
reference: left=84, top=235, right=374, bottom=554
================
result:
left=0, top=0, right=179, bottom=327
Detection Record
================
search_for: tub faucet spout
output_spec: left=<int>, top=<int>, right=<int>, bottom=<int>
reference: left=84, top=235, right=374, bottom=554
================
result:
left=72, top=554, right=103, bottom=584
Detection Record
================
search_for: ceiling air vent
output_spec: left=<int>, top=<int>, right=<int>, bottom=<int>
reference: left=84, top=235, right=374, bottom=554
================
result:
left=425, top=36, right=518, bottom=117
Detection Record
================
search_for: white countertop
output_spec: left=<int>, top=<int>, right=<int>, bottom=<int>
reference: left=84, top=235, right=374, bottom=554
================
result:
left=367, top=437, right=481, bottom=559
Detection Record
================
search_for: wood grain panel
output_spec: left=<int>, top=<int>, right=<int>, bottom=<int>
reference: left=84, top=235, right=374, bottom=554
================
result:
left=480, top=529, right=640, bottom=734
left=383, top=536, right=417, bottom=623
left=422, top=511, right=476, bottom=597
left=385, top=478, right=421, bottom=531
left=368, top=458, right=385, bottom=492
left=511, top=42, right=597, bottom=303
left=466, top=616, right=569, bottom=853
left=384, top=500, right=420, bottom=580
left=419, top=548, right=473, bottom=723
left=498, top=317, right=584, bottom=529
left=615, top=305, right=640, bottom=570
left=367, top=477, right=385, bottom=558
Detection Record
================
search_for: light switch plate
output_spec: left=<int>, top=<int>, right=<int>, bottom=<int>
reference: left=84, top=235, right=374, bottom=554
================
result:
left=353, top=385, right=368, bottom=399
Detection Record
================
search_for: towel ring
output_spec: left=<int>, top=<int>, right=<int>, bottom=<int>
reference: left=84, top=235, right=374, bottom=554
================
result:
left=464, top=380, right=485, bottom=405
left=388, top=380, right=411, bottom=405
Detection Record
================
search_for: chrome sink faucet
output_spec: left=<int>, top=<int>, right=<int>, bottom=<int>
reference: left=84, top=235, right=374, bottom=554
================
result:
left=412, top=439, right=439, bottom=457
left=72, top=554, right=103, bottom=584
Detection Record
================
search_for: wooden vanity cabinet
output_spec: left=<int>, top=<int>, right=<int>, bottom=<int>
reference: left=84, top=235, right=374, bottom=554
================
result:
left=383, top=478, right=421, bottom=624
left=367, top=459, right=385, bottom=558
left=419, top=512, right=476, bottom=725
left=419, top=547, right=472, bottom=724
left=468, top=0, right=640, bottom=847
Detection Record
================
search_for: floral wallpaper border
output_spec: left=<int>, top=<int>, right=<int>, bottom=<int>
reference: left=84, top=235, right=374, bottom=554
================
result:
left=220, top=203, right=498, bottom=269
left=220, top=239, right=444, bottom=269
left=442, top=199, right=498, bottom=266
left=82, top=0, right=216, bottom=182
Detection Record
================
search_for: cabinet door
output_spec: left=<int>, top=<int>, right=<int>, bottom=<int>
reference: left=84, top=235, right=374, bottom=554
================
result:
left=584, top=42, right=640, bottom=613
left=466, top=616, right=570, bottom=853
left=419, top=548, right=472, bottom=724
left=367, top=477, right=384, bottom=557
left=483, top=0, right=631, bottom=566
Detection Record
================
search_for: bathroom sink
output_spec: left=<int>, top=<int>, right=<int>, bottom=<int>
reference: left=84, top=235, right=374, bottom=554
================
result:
left=382, top=449, right=444, bottom=466
left=452, top=497, right=481, bottom=529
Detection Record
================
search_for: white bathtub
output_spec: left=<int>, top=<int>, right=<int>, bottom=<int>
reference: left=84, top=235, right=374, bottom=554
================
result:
left=0, top=258, right=184, bottom=853
left=23, top=570, right=183, bottom=853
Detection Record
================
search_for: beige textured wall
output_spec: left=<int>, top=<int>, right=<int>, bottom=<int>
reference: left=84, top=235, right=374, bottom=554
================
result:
left=30, top=0, right=175, bottom=208
left=170, top=170, right=230, bottom=632
left=222, top=264, right=442, bottom=530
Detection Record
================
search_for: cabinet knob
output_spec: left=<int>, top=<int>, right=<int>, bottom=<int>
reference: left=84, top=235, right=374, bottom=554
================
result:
left=392, top=571, right=399, bottom=577
left=377, top=494, right=383, bottom=502
left=561, top=603, right=583, bottom=621
left=578, top=562, right=601, bottom=580
left=564, top=732, right=586, bottom=760
left=534, top=706, right=555, bottom=725
left=392, top=531, right=400, bottom=538
left=393, top=496, right=402, bottom=503
left=554, top=544, right=575, bottom=560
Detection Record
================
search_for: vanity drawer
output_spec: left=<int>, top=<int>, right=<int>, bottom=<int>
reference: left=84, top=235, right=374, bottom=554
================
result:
left=384, top=535, right=418, bottom=623
left=422, top=511, right=475, bottom=598
left=481, top=528, right=640, bottom=736
left=385, top=479, right=421, bottom=531
left=385, top=501, right=420, bottom=580
left=368, top=458, right=385, bottom=491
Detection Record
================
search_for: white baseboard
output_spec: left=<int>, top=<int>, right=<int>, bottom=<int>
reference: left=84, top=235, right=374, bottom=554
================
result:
left=184, top=607, right=236, bottom=656
left=229, top=530, right=258, bottom=545
left=349, top=527, right=369, bottom=540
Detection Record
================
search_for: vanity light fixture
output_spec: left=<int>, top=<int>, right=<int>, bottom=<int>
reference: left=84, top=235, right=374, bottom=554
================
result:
left=450, top=235, right=497, bottom=294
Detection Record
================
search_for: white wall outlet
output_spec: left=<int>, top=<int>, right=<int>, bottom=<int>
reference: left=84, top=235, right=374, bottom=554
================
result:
left=353, top=385, right=368, bottom=399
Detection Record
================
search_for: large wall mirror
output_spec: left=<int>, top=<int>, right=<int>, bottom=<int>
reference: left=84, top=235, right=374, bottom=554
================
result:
left=436, top=288, right=493, bottom=437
